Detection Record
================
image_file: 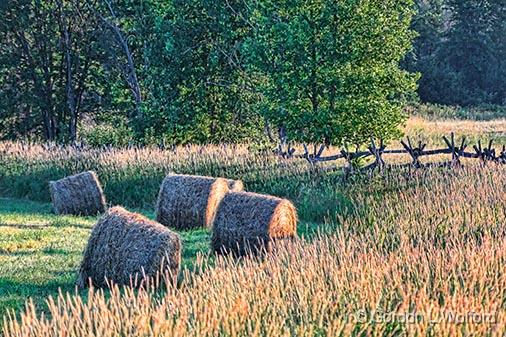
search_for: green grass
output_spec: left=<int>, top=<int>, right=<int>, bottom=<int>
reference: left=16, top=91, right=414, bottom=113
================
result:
left=3, top=164, right=505, bottom=336
left=408, top=102, right=506, bottom=121
left=0, top=142, right=352, bottom=321
left=0, top=197, right=321, bottom=321
left=0, top=198, right=212, bottom=319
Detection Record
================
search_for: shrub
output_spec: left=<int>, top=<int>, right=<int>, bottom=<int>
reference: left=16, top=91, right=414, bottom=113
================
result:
left=80, top=120, right=135, bottom=148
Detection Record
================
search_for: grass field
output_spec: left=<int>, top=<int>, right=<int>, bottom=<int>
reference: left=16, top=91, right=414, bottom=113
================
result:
left=404, top=116, right=506, bottom=145
left=1, top=112, right=506, bottom=335
left=0, top=198, right=215, bottom=321
left=0, top=196, right=318, bottom=320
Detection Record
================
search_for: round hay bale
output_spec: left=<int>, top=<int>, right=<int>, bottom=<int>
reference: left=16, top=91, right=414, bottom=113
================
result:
left=226, top=179, right=244, bottom=192
left=49, top=171, right=106, bottom=216
left=211, top=192, right=297, bottom=256
left=156, top=174, right=230, bottom=230
left=77, top=206, right=181, bottom=288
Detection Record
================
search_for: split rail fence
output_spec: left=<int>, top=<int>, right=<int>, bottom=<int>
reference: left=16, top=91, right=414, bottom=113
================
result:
left=277, top=133, right=506, bottom=174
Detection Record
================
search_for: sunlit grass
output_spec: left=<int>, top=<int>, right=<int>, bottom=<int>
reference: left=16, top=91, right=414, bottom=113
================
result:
left=0, top=199, right=213, bottom=320
left=1, top=114, right=506, bottom=335
left=3, top=165, right=505, bottom=336
left=403, top=116, right=506, bottom=146
left=0, top=196, right=318, bottom=321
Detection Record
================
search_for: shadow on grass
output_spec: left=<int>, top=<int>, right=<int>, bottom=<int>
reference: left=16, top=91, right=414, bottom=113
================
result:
left=0, top=221, right=92, bottom=231
left=0, top=198, right=52, bottom=214
left=0, top=277, right=85, bottom=318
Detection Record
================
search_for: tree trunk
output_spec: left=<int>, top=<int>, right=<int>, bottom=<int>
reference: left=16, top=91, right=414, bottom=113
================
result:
left=62, top=28, right=78, bottom=142
left=97, top=0, right=142, bottom=117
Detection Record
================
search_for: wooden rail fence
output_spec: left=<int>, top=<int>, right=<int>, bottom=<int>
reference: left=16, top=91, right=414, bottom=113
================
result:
left=277, top=133, right=506, bottom=174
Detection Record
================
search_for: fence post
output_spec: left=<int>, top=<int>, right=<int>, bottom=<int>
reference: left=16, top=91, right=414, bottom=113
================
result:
left=442, top=132, right=462, bottom=167
left=368, top=138, right=386, bottom=173
left=500, top=145, right=506, bottom=164
left=401, top=136, right=425, bottom=168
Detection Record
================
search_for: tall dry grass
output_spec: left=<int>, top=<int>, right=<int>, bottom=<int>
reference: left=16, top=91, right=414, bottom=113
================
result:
left=4, top=165, right=506, bottom=336
left=0, top=141, right=310, bottom=208
left=403, top=116, right=506, bottom=147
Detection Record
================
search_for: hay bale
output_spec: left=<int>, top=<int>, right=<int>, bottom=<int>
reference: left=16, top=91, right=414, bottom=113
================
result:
left=226, top=179, right=244, bottom=192
left=77, top=206, right=181, bottom=288
left=49, top=171, right=106, bottom=216
left=211, top=192, right=297, bottom=256
left=156, top=174, right=230, bottom=230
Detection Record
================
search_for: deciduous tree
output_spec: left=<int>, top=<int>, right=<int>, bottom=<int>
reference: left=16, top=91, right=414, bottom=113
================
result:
left=245, top=0, right=418, bottom=146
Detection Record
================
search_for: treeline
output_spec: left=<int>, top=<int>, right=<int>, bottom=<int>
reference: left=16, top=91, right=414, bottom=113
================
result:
left=0, top=0, right=504, bottom=146
left=406, top=0, right=506, bottom=106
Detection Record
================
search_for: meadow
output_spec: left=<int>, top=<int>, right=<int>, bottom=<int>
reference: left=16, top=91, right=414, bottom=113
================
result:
left=0, top=112, right=505, bottom=336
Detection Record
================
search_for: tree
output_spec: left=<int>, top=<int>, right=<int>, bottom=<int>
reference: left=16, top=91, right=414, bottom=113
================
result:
left=408, top=0, right=506, bottom=106
left=403, top=0, right=446, bottom=100
left=245, top=0, right=418, bottom=147
left=140, top=0, right=263, bottom=144
left=0, top=0, right=104, bottom=142
left=438, top=0, right=506, bottom=105
left=0, top=0, right=61, bottom=140
left=93, top=0, right=143, bottom=119
left=56, top=0, right=102, bottom=142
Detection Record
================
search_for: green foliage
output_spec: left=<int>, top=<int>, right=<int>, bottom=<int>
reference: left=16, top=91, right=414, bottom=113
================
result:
left=139, top=0, right=265, bottom=144
left=408, top=0, right=506, bottom=106
left=80, top=120, right=135, bottom=147
left=245, top=0, right=418, bottom=145
left=0, top=0, right=421, bottom=146
left=0, top=0, right=108, bottom=142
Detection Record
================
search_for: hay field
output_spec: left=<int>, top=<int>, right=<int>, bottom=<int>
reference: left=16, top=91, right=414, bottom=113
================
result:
left=1, top=114, right=506, bottom=335
left=403, top=116, right=506, bottom=146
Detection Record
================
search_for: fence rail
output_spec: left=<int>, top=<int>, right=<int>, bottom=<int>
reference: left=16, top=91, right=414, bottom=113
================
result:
left=277, top=133, right=506, bottom=174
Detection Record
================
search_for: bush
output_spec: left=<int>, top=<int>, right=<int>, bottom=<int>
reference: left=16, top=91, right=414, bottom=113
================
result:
left=80, top=120, right=135, bottom=148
